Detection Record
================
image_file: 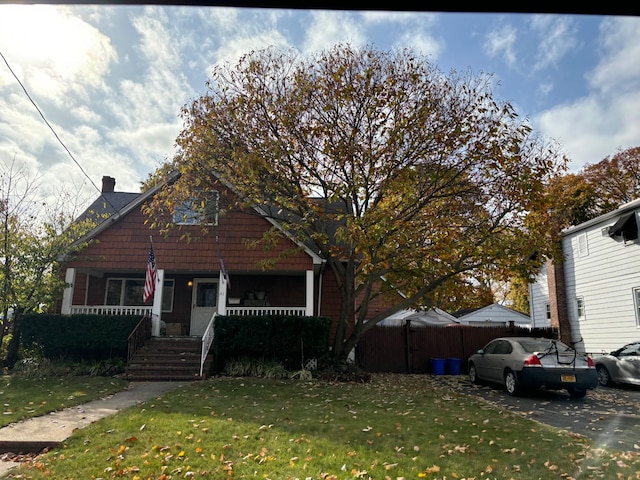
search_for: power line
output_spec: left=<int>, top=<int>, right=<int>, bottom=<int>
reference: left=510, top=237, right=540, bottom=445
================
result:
left=0, top=49, right=119, bottom=213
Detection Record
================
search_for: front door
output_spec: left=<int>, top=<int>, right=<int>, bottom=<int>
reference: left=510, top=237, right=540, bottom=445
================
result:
left=190, top=278, right=218, bottom=336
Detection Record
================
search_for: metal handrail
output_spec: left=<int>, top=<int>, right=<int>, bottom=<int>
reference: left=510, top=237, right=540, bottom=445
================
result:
left=200, top=313, right=216, bottom=377
left=127, top=313, right=152, bottom=363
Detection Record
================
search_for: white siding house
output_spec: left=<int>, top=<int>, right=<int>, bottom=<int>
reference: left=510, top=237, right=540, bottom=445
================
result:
left=530, top=198, right=640, bottom=354
left=529, top=262, right=552, bottom=329
left=455, top=303, right=532, bottom=328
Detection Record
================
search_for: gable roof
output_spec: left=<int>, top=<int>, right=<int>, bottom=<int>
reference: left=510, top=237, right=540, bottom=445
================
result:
left=378, top=307, right=459, bottom=327
left=70, top=173, right=324, bottom=265
left=453, top=303, right=531, bottom=324
left=562, top=197, right=640, bottom=236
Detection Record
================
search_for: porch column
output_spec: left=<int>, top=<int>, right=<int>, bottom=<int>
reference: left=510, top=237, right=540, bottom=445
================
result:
left=217, top=270, right=228, bottom=315
left=151, top=269, right=164, bottom=337
left=61, top=268, right=75, bottom=314
left=305, top=270, right=314, bottom=316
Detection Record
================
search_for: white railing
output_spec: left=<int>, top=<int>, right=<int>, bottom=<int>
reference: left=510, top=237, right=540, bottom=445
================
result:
left=225, top=306, right=307, bottom=316
left=70, top=305, right=153, bottom=316
left=200, top=313, right=216, bottom=377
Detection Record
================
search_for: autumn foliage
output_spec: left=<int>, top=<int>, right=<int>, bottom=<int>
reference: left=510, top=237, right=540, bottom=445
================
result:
left=145, top=45, right=567, bottom=361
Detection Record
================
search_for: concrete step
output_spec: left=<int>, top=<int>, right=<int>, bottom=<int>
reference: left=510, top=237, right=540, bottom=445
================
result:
left=125, top=336, right=207, bottom=381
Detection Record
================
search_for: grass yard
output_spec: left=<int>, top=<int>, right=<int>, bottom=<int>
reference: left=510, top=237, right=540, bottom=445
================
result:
left=4, top=374, right=639, bottom=479
left=0, top=376, right=129, bottom=428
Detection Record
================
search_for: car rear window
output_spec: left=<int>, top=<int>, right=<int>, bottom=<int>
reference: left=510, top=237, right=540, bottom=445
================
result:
left=517, top=339, right=568, bottom=353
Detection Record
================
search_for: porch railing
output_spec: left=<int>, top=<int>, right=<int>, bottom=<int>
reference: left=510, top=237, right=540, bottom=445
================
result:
left=200, top=313, right=216, bottom=377
left=225, top=306, right=307, bottom=316
left=127, top=313, right=152, bottom=363
left=70, top=305, right=153, bottom=316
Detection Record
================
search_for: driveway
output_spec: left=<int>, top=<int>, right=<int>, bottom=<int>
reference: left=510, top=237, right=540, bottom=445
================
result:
left=435, top=375, right=640, bottom=452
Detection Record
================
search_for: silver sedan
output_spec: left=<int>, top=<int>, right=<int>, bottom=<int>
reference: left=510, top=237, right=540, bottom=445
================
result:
left=595, top=341, right=640, bottom=387
left=468, top=337, right=598, bottom=398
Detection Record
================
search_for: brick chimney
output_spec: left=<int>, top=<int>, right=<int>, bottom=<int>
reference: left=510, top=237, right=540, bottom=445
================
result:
left=102, top=176, right=116, bottom=193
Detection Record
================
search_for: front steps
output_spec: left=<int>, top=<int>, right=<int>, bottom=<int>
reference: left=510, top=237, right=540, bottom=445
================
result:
left=125, top=336, right=208, bottom=381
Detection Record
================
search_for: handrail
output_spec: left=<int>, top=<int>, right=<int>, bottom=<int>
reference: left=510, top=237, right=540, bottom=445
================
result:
left=71, top=305, right=153, bottom=316
left=200, top=313, right=216, bottom=377
left=127, top=313, right=152, bottom=363
left=225, top=306, right=307, bottom=316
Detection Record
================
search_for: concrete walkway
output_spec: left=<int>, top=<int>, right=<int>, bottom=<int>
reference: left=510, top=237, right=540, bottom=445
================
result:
left=0, top=381, right=188, bottom=477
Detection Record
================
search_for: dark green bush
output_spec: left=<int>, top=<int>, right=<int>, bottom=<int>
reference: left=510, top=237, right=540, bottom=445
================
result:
left=17, top=314, right=141, bottom=362
left=213, top=315, right=331, bottom=369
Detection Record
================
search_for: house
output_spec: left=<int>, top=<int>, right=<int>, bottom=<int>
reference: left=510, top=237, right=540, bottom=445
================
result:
left=452, top=303, right=531, bottom=328
left=529, top=198, right=640, bottom=354
left=59, top=175, right=343, bottom=343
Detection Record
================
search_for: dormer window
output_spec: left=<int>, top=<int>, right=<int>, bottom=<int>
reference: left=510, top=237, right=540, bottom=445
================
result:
left=173, top=190, right=219, bottom=226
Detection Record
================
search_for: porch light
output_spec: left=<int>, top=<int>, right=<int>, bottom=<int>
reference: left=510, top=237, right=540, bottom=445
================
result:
left=187, top=280, right=193, bottom=287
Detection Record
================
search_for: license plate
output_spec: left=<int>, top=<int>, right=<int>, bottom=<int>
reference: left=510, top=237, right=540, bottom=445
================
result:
left=561, top=374, right=576, bottom=382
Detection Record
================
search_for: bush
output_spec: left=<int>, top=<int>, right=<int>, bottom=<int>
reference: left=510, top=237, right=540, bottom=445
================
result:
left=11, top=357, right=126, bottom=378
left=316, top=358, right=372, bottom=383
left=222, top=357, right=290, bottom=379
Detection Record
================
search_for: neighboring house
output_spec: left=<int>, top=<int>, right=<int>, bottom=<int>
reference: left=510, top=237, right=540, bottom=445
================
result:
left=378, top=307, right=459, bottom=327
left=529, top=198, right=640, bottom=354
left=452, top=303, right=531, bottom=328
left=59, top=175, right=342, bottom=339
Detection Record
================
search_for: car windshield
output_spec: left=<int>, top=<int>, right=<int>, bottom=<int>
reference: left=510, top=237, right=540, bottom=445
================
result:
left=517, top=338, right=570, bottom=353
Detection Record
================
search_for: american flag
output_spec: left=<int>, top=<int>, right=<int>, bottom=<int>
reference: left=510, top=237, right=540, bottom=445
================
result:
left=143, top=242, right=157, bottom=303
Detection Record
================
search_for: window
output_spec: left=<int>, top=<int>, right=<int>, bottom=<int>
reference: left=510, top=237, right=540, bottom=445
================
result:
left=173, top=190, right=219, bottom=226
left=576, top=296, right=586, bottom=321
left=577, top=233, right=588, bottom=257
left=545, top=302, right=551, bottom=321
left=633, top=288, right=640, bottom=327
left=105, top=278, right=174, bottom=312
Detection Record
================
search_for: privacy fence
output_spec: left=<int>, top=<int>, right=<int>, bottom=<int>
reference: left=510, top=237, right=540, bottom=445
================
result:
left=356, top=323, right=558, bottom=374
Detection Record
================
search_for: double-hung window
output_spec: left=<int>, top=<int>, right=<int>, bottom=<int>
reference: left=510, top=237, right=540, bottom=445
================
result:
left=633, top=287, right=640, bottom=327
left=576, top=296, right=586, bottom=321
left=173, top=190, right=219, bottom=226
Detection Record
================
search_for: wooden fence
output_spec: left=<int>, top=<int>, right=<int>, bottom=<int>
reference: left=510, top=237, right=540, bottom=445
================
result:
left=356, top=323, right=558, bottom=374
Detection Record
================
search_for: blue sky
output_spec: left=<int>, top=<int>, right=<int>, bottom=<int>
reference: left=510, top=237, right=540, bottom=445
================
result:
left=1, top=5, right=639, bottom=210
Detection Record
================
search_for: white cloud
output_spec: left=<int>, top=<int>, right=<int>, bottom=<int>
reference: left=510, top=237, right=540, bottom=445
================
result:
left=0, top=5, right=116, bottom=103
left=531, top=16, right=578, bottom=71
left=589, top=16, right=640, bottom=95
left=535, top=16, right=640, bottom=171
left=483, top=24, right=517, bottom=67
left=303, top=11, right=367, bottom=54
left=536, top=91, right=640, bottom=171
left=395, top=30, right=443, bottom=58
left=360, top=10, right=437, bottom=28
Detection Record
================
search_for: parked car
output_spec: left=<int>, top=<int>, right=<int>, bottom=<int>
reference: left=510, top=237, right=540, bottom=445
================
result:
left=468, top=337, right=598, bottom=398
left=595, top=341, right=640, bottom=387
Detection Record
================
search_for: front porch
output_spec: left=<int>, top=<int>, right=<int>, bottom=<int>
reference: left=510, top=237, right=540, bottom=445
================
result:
left=61, top=267, right=315, bottom=337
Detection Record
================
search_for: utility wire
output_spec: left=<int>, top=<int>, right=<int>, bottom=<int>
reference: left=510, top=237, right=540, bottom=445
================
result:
left=0, top=49, right=119, bottom=213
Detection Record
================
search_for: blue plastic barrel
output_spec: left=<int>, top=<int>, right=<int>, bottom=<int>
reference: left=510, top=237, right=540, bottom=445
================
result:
left=431, top=358, right=446, bottom=375
left=447, top=357, right=462, bottom=375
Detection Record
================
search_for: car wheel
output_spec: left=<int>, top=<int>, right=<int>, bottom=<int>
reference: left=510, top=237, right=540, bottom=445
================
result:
left=568, top=388, right=587, bottom=399
left=597, top=365, right=612, bottom=387
left=469, top=363, right=480, bottom=384
left=504, top=370, right=520, bottom=396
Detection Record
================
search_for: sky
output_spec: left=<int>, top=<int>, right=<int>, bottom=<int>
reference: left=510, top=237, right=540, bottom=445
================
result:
left=1, top=5, right=640, bottom=212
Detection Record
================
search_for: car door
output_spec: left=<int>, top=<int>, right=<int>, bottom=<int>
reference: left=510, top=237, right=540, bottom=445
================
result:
left=476, top=340, right=511, bottom=384
left=615, top=344, right=640, bottom=385
left=487, top=340, right=513, bottom=384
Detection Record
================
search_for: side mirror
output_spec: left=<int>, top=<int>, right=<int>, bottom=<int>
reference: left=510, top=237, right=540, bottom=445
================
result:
left=477, top=349, right=484, bottom=354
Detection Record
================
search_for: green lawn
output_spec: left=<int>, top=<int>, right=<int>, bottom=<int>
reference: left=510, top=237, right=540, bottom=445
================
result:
left=0, top=375, right=129, bottom=428
left=3, top=374, right=639, bottom=479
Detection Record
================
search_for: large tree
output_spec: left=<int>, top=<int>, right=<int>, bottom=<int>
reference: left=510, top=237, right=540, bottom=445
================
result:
left=145, top=45, right=566, bottom=361
left=581, top=146, right=640, bottom=214
left=0, top=159, right=94, bottom=366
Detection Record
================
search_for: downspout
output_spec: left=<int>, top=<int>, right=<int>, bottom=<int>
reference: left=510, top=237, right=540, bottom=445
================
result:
left=316, top=259, right=326, bottom=317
